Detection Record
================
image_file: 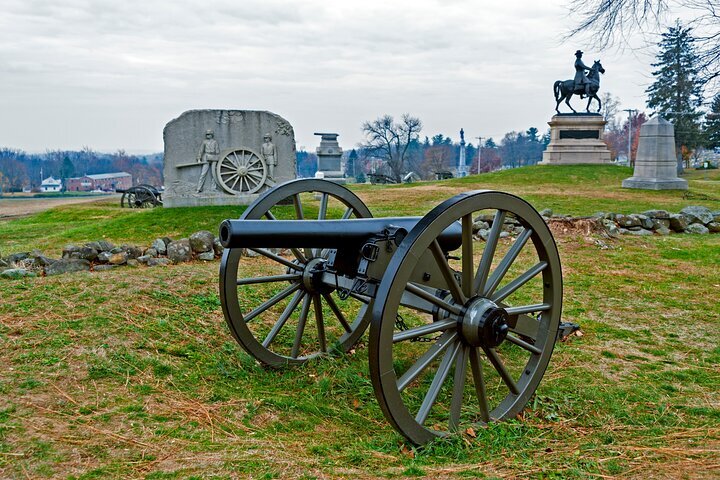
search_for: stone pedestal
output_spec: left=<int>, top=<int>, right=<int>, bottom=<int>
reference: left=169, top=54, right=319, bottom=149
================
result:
left=163, top=110, right=296, bottom=207
left=540, top=114, right=612, bottom=165
left=622, top=116, right=687, bottom=190
left=315, top=132, right=345, bottom=183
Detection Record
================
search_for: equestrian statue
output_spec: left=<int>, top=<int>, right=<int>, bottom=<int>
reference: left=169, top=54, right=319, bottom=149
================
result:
left=554, top=50, right=605, bottom=114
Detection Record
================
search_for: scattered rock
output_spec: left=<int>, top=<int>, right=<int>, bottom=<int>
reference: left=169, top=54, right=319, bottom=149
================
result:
left=93, top=265, right=117, bottom=272
left=126, top=259, right=139, bottom=267
left=97, top=251, right=112, bottom=264
left=197, top=251, right=215, bottom=261
left=713, top=211, right=720, bottom=223
left=685, top=223, right=709, bottom=234
left=97, top=240, right=115, bottom=251
left=651, top=219, right=670, bottom=230
left=474, top=213, right=495, bottom=223
left=680, top=205, right=714, bottom=225
left=189, top=231, right=215, bottom=253
left=61, top=245, right=81, bottom=259
left=636, top=214, right=654, bottom=230
left=137, top=255, right=152, bottom=264
left=167, top=239, right=192, bottom=263
left=476, top=229, right=490, bottom=241
left=1, top=268, right=36, bottom=279
left=110, top=246, right=123, bottom=254
left=655, top=226, right=671, bottom=236
left=472, top=220, right=490, bottom=233
left=72, top=246, right=98, bottom=262
left=615, top=214, right=640, bottom=228
left=539, top=208, right=553, bottom=217
left=31, top=254, right=56, bottom=267
left=122, top=245, right=143, bottom=260
left=707, top=222, right=720, bottom=233
left=144, top=248, right=158, bottom=258
left=625, top=228, right=653, bottom=236
left=642, top=209, right=670, bottom=219
left=45, top=259, right=91, bottom=276
left=147, top=257, right=170, bottom=267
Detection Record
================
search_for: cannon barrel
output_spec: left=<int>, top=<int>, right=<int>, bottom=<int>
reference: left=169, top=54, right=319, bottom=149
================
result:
left=219, top=217, right=462, bottom=251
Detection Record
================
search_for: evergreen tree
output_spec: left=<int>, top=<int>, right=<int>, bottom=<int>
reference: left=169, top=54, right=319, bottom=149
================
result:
left=646, top=21, right=704, bottom=159
left=705, top=94, right=720, bottom=150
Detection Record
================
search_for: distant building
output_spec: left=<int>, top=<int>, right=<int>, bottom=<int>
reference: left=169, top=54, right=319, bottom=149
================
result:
left=66, top=172, right=132, bottom=192
left=40, top=176, right=62, bottom=192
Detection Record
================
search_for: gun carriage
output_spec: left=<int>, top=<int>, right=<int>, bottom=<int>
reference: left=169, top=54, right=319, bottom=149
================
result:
left=116, top=184, right=163, bottom=208
left=219, top=179, right=562, bottom=445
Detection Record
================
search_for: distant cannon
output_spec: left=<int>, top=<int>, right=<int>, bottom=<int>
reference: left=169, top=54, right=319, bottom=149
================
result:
left=219, top=179, right=563, bottom=445
left=116, top=184, right=163, bottom=208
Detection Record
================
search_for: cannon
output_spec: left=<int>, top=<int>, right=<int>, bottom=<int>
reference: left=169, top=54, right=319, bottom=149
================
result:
left=117, top=184, right=163, bottom=208
left=219, top=179, right=562, bottom=445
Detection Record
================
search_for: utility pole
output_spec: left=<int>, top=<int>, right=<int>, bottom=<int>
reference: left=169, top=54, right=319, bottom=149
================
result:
left=623, top=109, right=637, bottom=167
left=475, top=137, right=485, bottom=173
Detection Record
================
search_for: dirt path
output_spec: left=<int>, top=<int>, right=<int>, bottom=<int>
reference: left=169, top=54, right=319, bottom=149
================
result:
left=0, top=195, right=118, bottom=219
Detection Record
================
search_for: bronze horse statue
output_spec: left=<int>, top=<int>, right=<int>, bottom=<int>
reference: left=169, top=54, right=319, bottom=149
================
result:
left=554, top=60, right=605, bottom=114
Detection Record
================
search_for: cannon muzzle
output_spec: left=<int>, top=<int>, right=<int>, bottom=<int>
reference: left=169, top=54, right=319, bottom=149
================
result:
left=219, top=217, right=462, bottom=251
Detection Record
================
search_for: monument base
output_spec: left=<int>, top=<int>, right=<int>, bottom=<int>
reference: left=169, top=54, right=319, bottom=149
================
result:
left=540, top=114, right=612, bottom=165
left=621, top=177, right=688, bottom=190
left=164, top=192, right=264, bottom=208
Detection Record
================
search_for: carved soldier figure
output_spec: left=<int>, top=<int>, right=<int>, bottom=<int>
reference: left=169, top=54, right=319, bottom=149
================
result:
left=261, top=133, right=277, bottom=180
left=196, top=129, right=220, bottom=193
left=574, top=50, right=592, bottom=99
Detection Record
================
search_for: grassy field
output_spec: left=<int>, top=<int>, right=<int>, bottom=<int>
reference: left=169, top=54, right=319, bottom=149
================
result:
left=1, top=165, right=719, bottom=479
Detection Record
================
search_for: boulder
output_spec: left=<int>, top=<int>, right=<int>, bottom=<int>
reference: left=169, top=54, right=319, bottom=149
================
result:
left=85, top=241, right=103, bottom=251
left=604, top=212, right=617, bottom=220
left=167, top=239, right=192, bottom=263
left=707, top=222, right=720, bottom=233
left=685, top=223, right=709, bottom=234
left=45, top=259, right=91, bottom=276
left=121, top=245, right=143, bottom=260
left=474, top=213, right=495, bottom=223
left=144, top=248, right=158, bottom=258
left=97, top=240, right=115, bottom=252
left=642, top=209, right=670, bottom=219
left=110, top=246, right=123, bottom=254
left=625, top=228, right=653, bottom=236
left=137, top=255, right=152, bottom=264
left=71, top=246, right=98, bottom=262
left=651, top=219, right=671, bottom=230
left=476, top=229, right=490, bottom=241
left=7, top=252, right=31, bottom=264
left=1, top=268, right=36, bottom=279
left=213, top=238, right=224, bottom=256
left=152, top=238, right=167, bottom=255
left=197, top=251, right=215, bottom=261
left=655, top=226, right=671, bottom=235
left=602, top=220, right=620, bottom=237
left=61, top=245, right=81, bottom=259
left=713, top=211, right=720, bottom=223
left=615, top=214, right=640, bottom=228
left=147, top=257, right=171, bottom=267
left=31, top=254, right=56, bottom=267
left=539, top=208, right=553, bottom=217
left=93, top=265, right=118, bottom=272
left=126, top=259, right=139, bottom=267
left=189, top=231, right=215, bottom=253
left=109, top=252, right=129, bottom=265
left=636, top=214, right=654, bottom=230
left=96, top=251, right=112, bottom=264
left=472, top=220, right=490, bottom=233
left=680, top=206, right=713, bottom=225
left=669, top=214, right=690, bottom=232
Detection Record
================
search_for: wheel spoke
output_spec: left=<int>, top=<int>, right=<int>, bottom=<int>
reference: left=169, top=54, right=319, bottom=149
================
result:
left=483, top=228, right=533, bottom=297
left=318, top=193, right=329, bottom=220
left=236, top=273, right=301, bottom=286
left=461, top=214, right=474, bottom=298
left=313, top=295, right=327, bottom=353
left=469, top=347, right=490, bottom=422
left=416, top=339, right=461, bottom=425
left=505, top=303, right=550, bottom=316
left=449, top=344, right=470, bottom=430
left=491, top=261, right=547, bottom=303
left=244, top=283, right=302, bottom=323
left=393, top=319, right=456, bottom=343
left=348, top=291, right=371, bottom=304
left=291, top=294, right=312, bottom=358
left=473, top=210, right=506, bottom=295
left=397, top=331, right=458, bottom=391
left=342, top=207, right=354, bottom=219
left=505, top=334, right=542, bottom=355
left=293, top=194, right=304, bottom=220
left=483, top=347, right=519, bottom=395
left=430, top=240, right=466, bottom=304
left=262, top=291, right=305, bottom=347
left=322, top=292, right=352, bottom=333
left=264, top=211, right=277, bottom=220
left=508, top=313, right=540, bottom=341
left=405, top=283, right=462, bottom=316
left=249, top=248, right=303, bottom=271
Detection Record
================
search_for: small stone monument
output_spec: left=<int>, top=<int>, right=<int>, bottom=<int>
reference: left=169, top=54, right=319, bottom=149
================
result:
left=457, top=128, right=468, bottom=177
left=163, top=110, right=297, bottom=207
left=314, top=133, right=344, bottom=183
left=622, top=116, right=688, bottom=190
left=539, top=114, right=612, bottom=165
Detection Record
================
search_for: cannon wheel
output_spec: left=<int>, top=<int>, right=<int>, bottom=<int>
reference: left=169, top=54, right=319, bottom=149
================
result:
left=215, top=148, right=268, bottom=195
left=121, top=186, right=158, bottom=208
left=369, top=190, right=562, bottom=445
left=220, top=179, right=373, bottom=367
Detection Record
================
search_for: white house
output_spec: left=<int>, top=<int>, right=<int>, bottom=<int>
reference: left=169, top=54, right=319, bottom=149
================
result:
left=40, top=176, right=62, bottom=192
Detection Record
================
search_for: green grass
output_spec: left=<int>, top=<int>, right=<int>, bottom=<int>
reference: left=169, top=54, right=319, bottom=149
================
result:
left=0, top=165, right=719, bottom=478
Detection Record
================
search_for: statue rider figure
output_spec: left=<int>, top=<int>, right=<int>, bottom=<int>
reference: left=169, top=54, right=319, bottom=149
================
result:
left=196, top=129, right=220, bottom=193
left=574, top=50, right=592, bottom=99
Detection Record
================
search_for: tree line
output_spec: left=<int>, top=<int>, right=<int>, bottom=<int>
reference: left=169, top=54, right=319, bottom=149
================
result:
left=0, top=148, right=163, bottom=193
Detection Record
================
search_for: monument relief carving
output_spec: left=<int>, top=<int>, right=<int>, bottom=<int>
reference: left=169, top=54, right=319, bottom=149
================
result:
left=163, top=110, right=297, bottom=207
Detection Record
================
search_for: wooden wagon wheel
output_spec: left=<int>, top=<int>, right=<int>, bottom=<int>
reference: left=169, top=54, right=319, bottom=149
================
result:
left=220, top=179, right=373, bottom=367
left=369, top=191, right=563, bottom=445
left=215, top=148, right=268, bottom=195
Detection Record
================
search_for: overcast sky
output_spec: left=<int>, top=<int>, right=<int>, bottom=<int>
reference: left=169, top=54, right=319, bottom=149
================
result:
left=0, top=0, right=661, bottom=154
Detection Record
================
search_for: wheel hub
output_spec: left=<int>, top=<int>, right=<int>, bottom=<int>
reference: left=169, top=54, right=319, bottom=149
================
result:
left=460, top=298, right=509, bottom=348
left=237, top=165, right=249, bottom=175
left=301, top=257, right=332, bottom=294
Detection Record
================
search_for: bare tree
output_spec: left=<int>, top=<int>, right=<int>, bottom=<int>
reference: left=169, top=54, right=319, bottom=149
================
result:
left=568, top=0, right=720, bottom=89
left=361, top=114, right=423, bottom=182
